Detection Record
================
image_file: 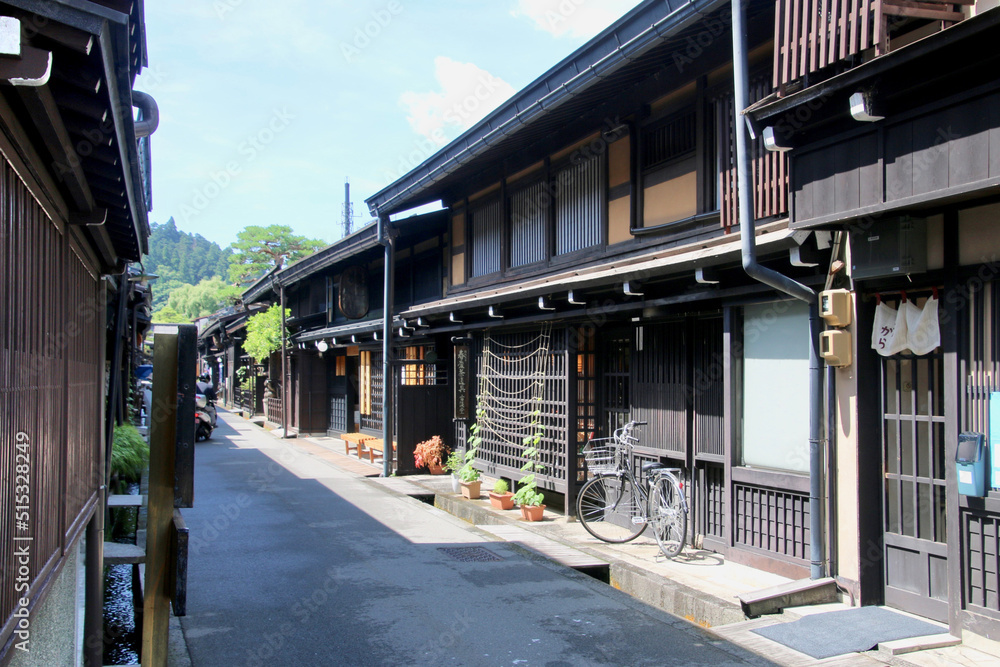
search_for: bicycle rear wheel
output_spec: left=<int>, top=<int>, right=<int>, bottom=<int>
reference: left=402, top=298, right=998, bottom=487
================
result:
left=649, top=474, right=687, bottom=558
left=576, top=474, right=646, bottom=543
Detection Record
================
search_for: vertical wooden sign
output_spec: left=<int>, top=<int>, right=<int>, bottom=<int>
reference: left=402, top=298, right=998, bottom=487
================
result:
left=454, top=345, right=470, bottom=419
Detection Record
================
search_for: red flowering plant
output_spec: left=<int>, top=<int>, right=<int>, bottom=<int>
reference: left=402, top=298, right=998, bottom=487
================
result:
left=414, top=435, right=448, bottom=470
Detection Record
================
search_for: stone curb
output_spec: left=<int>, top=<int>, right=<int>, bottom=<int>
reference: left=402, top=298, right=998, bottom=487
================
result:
left=431, top=487, right=746, bottom=628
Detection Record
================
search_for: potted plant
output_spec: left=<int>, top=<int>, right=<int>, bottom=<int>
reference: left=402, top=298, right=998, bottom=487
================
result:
left=488, top=478, right=514, bottom=510
left=457, top=454, right=482, bottom=499
left=414, top=435, right=447, bottom=474
left=513, top=410, right=546, bottom=521
left=445, top=451, right=463, bottom=492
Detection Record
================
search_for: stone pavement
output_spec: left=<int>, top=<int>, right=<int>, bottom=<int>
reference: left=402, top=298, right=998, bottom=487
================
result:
left=296, top=429, right=1000, bottom=667
left=168, top=408, right=1000, bottom=666
left=170, top=411, right=777, bottom=666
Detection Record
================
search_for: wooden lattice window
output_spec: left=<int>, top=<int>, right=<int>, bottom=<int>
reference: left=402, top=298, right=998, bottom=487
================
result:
left=471, top=328, right=570, bottom=492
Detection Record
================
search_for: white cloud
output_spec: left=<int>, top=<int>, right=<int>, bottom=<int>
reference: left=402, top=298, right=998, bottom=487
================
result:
left=399, top=57, right=516, bottom=145
left=511, top=0, right=643, bottom=39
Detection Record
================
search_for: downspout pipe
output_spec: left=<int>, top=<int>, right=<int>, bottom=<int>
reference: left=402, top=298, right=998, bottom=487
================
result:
left=731, top=0, right=826, bottom=580
left=377, top=214, right=395, bottom=478
left=132, top=90, right=159, bottom=138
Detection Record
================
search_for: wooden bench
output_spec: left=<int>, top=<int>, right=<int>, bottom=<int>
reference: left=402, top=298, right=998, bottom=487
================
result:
left=362, top=439, right=397, bottom=463
left=340, top=433, right=375, bottom=456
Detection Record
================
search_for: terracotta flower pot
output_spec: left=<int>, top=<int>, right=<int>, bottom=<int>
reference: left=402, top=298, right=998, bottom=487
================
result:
left=460, top=480, right=481, bottom=499
left=520, top=504, right=546, bottom=521
left=489, top=492, right=515, bottom=510
left=426, top=463, right=445, bottom=475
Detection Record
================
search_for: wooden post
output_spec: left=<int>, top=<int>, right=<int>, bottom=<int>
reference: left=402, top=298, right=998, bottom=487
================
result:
left=142, top=325, right=183, bottom=665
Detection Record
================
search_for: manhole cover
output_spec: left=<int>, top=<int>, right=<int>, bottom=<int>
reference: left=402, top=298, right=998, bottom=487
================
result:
left=438, top=546, right=503, bottom=562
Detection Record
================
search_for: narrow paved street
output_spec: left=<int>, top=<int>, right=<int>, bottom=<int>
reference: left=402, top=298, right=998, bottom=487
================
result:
left=179, top=411, right=774, bottom=666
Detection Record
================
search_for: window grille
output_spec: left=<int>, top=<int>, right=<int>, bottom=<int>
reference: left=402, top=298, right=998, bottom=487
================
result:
left=554, top=154, right=603, bottom=256
left=470, top=199, right=502, bottom=277
left=509, top=181, right=548, bottom=267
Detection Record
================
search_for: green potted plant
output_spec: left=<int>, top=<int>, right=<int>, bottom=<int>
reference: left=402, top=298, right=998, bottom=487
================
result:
left=488, top=478, right=514, bottom=510
left=457, top=452, right=481, bottom=499
left=414, top=435, right=447, bottom=474
left=513, top=410, right=546, bottom=521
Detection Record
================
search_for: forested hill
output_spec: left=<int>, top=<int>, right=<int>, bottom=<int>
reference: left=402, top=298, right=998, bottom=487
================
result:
left=147, top=217, right=231, bottom=283
left=147, top=217, right=232, bottom=310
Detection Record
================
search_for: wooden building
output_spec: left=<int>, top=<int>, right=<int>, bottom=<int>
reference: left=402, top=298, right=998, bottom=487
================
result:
left=366, top=0, right=834, bottom=580
left=226, top=213, right=453, bottom=470
left=746, top=0, right=1000, bottom=642
left=0, top=0, right=154, bottom=663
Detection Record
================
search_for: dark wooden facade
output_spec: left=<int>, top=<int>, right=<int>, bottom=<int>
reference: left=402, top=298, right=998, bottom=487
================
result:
left=0, top=0, right=153, bottom=660
left=749, top=2, right=1000, bottom=640
left=364, top=0, right=830, bottom=579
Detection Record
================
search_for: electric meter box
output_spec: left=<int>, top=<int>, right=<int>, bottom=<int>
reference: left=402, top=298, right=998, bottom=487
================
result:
left=957, top=432, right=988, bottom=497
left=819, top=289, right=852, bottom=327
left=820, top=329, right=852, bottom=367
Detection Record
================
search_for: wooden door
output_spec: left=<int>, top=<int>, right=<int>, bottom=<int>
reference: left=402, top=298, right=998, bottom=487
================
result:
left=882, top=353, right=949, bottom=622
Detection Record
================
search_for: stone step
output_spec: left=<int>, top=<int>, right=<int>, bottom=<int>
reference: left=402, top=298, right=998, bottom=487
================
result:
left=738, top=576, right=839, bottom=618
left=104, top=542, right=145, bottom=565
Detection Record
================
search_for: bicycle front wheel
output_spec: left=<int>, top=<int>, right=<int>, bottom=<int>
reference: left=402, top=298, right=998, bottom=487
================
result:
left=649, top=474, right=687, bottom=558
left=576, top=474, right=646, bottom=543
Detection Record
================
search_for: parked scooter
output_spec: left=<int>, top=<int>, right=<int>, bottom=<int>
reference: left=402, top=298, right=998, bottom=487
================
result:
left=195, top=393, right=215, bottom=441
left=195, top=374, right=218, bottom=441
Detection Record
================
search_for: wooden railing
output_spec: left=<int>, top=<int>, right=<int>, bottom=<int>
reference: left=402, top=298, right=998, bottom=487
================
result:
left=233, top=388, right=254, bottom=414
left=264, top=398, right=282, bottom=425
left=773, top=0, right=967, bottom=89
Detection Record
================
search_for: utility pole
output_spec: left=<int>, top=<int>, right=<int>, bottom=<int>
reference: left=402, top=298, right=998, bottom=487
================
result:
left=343, top=179, right=354, bottom=239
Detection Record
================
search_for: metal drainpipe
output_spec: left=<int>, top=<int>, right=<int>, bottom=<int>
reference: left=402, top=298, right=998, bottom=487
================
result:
left=280, top=282, right=289, bottom=438
left=731, top=0, right=826, bottom=580
left=377, top=214, right=395, bottom=478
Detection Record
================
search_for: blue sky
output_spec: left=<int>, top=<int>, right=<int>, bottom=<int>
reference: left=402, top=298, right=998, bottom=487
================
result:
left=136, top=1, right=643, bottom=248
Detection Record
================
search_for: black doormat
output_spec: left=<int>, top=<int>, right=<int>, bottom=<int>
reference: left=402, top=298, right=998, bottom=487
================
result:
left=751, top=606, right=946, bottom=659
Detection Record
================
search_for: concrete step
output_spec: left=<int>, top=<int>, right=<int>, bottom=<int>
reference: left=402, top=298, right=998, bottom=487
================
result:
left=108, top=494, right=145, bottom=508
left=104, top=542, right=145, bottom=565
left=738, top=576, right=839, bottom=617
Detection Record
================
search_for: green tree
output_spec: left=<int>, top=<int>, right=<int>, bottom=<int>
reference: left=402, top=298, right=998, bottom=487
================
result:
left=151, top=304, right=187, bottom=323
left=166, top=278, right=241, bottom=320
left=243, top=306, right=290, bottom=363
left=146, top=217, right=234, bottom=309
left=228, top=225, right=324, bottom=286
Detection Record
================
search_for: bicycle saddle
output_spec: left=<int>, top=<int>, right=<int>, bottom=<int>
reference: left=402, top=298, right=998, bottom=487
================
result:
left=641, top=461, right=667, bottom=473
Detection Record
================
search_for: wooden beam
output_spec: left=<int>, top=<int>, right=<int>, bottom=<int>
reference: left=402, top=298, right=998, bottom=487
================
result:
left=51, top=84, right=108, bottom=122
left=28, top=20, right=94, bottom=55
left=0, top=43, right=50, bottom=85
left=143, top=327, right=179, bottom=666
left=51, top=63, right=100, bottom=94
left=16, top=84, right=96, bottom=212
left=69, top=207, right=107, bottom=226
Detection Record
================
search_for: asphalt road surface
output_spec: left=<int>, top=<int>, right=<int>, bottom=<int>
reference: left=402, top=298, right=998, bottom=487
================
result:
left=179, top=411, right=775, bottom=667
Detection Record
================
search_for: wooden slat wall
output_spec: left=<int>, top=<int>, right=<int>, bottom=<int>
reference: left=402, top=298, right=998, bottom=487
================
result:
left=0, top=156, right=103, bottom=649
left=734, top=483, right=810, bottom=560
left=632, top=321, right=688, bottom=460
left=715, top=75, right=789, bottom=231
left=693, top=317, right=725, bottom=459
left=773, top=0, right=880, bottom=88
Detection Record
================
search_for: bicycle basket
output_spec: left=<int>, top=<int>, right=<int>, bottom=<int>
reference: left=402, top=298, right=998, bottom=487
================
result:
left=583, top=439, right=617, bottom=474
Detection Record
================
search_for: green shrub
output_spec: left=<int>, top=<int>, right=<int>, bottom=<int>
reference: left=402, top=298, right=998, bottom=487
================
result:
left=111, top=423, right=149, bottom=483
